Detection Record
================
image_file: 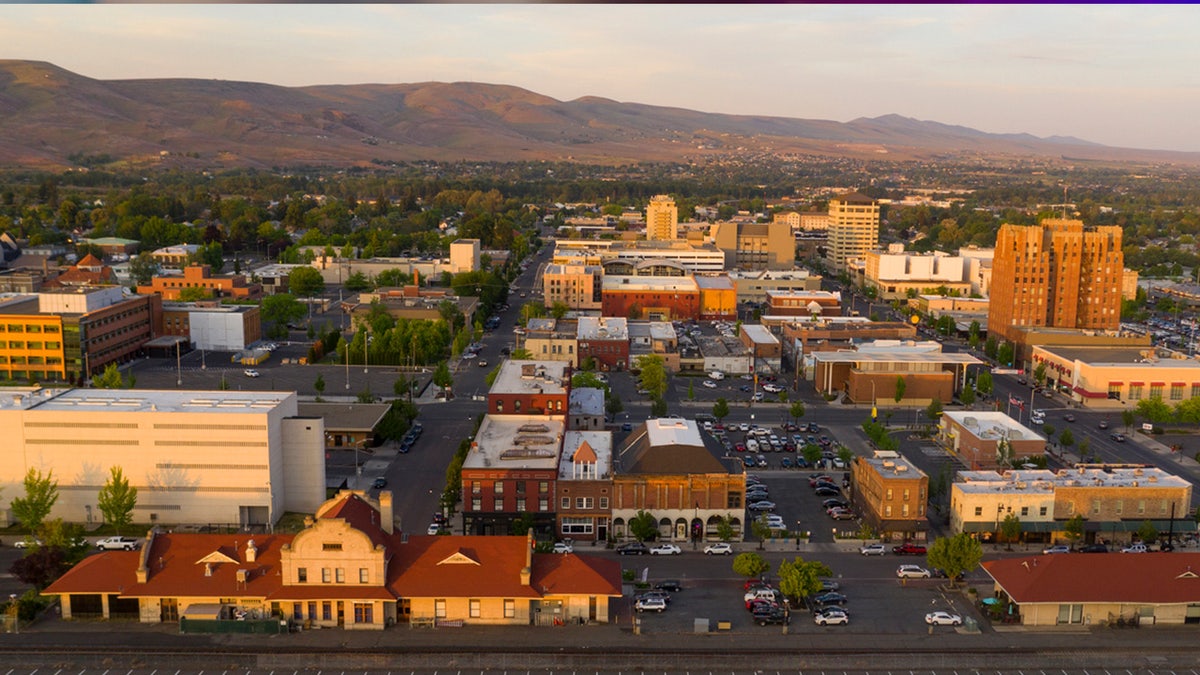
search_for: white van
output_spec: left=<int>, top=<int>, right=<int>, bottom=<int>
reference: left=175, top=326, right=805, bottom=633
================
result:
left=708, top=371, right=725, bottom=380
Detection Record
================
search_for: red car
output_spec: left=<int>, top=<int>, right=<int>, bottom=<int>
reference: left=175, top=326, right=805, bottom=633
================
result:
left=892, top=543, right=927, bottom=556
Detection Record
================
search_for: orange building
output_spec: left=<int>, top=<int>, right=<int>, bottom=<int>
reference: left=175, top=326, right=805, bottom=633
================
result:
left=989, top=219, right=1123, bottom=345
left=851, top=451, right=929, bottom=541
left=138, top=264, right=263, bottom=301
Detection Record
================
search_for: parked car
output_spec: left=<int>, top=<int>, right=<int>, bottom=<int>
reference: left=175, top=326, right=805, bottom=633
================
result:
left=753, top=606, right=790, bottom=626
left=95, top=536, right=140, bottom=551
left=12, top=538, right=43, bottom=549
left=1122, top=543, right=1148, bottom=553
left=1042, top=544, right=1071, bottom=554
left=637, top=590, right=672, bottom=605
left=1110, top=433, right=1126, bottom=442
left=860, top=543, right=887, bottom=556
left=762, top=384, right=783, bottom=394
left=744, top=588, right=781, bottom=607
left=925, top=611, right=963, bottom=626
left=649, top=543, right=682, bottom=556
left=243, top=369, right=260, bottom=378
left=704, top=542, right=733, bottom=556
left=655, top=580, right=683, bottom=592
left=813, top=607, right=849, bottom=625
left=752, top=392, right=765, bottom=402
left=828, top=508, right=856, bottom=520
left=426, top=523, right=444, bottom=535
left=617, top=542, right=650, bottom=555
left=823, top=498, right=849, bottom=510
left=819, top=579, right=840, bottom=592
left=635, top=597, right=667, bottom=613
left=748, top=500, right=776, bottom=512
left=809, top=475, right=834, bottom=487
left=552, top=542, right=574, bottom=554
left=892, top=543, right=927, bottom=556
left=1079, top=543, right=1110, bottom=553
left=1063, top=413, right=1076, bottom=422
left=810, top=592, right=847, bottom=607
left=896, top=564, right=932, bottom=579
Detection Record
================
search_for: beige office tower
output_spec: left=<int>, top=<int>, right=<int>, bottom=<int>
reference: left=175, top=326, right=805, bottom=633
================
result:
left=989, top=219, right=1124, bottom=344
left=827, top=192, right=880, bottom=273
left=645, top=195, right=678, bottom=241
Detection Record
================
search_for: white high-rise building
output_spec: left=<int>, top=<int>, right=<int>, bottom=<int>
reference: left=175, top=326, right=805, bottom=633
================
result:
left=645, top=195, right=678, bottom=241
left=827, top=193, right=880, bottom=273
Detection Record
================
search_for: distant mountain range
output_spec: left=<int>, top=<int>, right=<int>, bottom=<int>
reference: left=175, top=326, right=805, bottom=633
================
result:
left=1, top=59, right=1197, bottom=171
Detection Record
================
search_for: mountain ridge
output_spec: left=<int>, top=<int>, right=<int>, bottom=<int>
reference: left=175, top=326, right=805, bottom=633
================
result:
left=0, top=59, right=1194, bottom=170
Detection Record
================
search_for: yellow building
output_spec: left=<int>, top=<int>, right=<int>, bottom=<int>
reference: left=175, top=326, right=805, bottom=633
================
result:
left=542, top=262, right=603, bottom=311
left=710, top=221, right=795, bottom=270
left=645, top=194, right=678, bottom=241
left=827, top=193, right=880, bottom=273
left=44, top=490, right=623, bottom=629
left=523, top=317, right=579, bottom=366
left=1031, top=345, right=1200, bottom=408
left=0, top=296, right=67, bottom=381
left=695, top=274, right=736, bottom=320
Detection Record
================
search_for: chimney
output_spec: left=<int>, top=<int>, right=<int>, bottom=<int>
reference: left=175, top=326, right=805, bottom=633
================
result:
left=379, top=491, right=394, bottom=535
left=245, top=539, right=257, bottom=563
left=413, top=270, right=419, bottom=287
left=520, top=530, right=534, bottom=587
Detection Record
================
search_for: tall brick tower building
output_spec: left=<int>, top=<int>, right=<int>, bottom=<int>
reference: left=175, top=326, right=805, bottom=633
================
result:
left=988, top=218, right=1124, bottom=344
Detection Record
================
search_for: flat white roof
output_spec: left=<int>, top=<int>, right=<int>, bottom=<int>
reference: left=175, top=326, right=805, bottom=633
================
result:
left=955, top=467, right=1191, bottom=494
left=602, top=276, right=699, bottom=292
left=812, top=352, right=982, bottom=365
left=490, top=360, right=571, bottom=397
left=860, top=453, right=927, bottom=479
left=559, top=430, right=613, bottom=480
left=7, top=388, right=291, bottom=414
left=577, top=316, right=628, bottom=340
left=645, top=418, right=704, bottom=448
left=464, top=414, right=565, bottom=471
left=741, top=324, right=779, bottom=345
left=942, top=411, right=1043, bottom=442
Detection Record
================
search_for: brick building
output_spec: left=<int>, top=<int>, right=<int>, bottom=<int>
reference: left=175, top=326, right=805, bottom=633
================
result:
left=487, top=360, right=571, bottom=417
left=811, top=349, right=979, bottom=404
left=600, top=276, right=700, bottom=321
left=460, top=414, right=565, bottom=536
left=939, top=411, right=1046, bottom=471
left=989, top=219, right=1124, bottom=345
left=556, top=431, right=614, bottom=542
left=576, top=316, right=629, bottom=371
left=138, top=264, right=263, bottom=301
left=850, top=451, right=929, bottom=541
left=765, top=290, right=842, bottom=317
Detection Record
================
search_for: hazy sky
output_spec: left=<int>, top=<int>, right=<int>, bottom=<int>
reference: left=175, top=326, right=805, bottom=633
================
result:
left=3, top=4, right=1199, bottom=152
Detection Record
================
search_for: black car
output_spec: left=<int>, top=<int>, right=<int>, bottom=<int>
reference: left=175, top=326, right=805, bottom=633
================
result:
left=655, top=580, right=683, bottom=592
left=372, top=477, right=387, bottom=489
left=753, top=606, right=790, bottom=626
left=813, top=481, right=839, bottom=492
left=810, top=592, right=847, bottom=608
left=814, top=486, right=841, bottom=497
left=617, top=542, right=650, bottom=555
left=1079, top=543, right=1109, bottom=553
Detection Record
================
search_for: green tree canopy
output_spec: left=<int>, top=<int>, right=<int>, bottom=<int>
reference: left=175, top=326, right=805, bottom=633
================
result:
left=128, top=251, right=159, bottom=286
left=713, top=398, right=731, bottom=421
left=628, top=510, right=658, bottom=541
left=960, top=386, right=975, bottom=408
left=635, top=354, right=667, bottom=398
left=288, top=266, right=326, bottom=298
left=1063, top=513, right=1085, bottom=545
left=926, top=533, right=983, bottom=588
left=894, top=376, right=906, bottom=403
left=11, top=468, right=59, bottom=533
left=96, top=466, right=138, bottom=535
left=91, top=362, right=134, bottom=389
left=976, top=370, right=993, bottom=396
left=789, top=400, right=805, bottom=425
left=260, top=293, right=306, bottom=338
left=432, top=361, right=453, bottom=389
left=650, top=395, right=668, bottom=417
left=777, top=556, right=833, bottom=606
left=1000, top=512, right=1022, bottom=550
left=731, top=551, right=770, bottom=579
left=177, top=286, right=213, bottom=302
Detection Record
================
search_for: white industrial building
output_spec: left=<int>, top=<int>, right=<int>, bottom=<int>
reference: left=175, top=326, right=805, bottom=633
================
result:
left=0, top=388, right=325, bottom=528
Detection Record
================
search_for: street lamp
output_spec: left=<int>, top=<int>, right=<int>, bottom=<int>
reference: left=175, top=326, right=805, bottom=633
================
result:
left=175, top=340, right=182, bottom=387
left=345, top=341, right=351, bottom=390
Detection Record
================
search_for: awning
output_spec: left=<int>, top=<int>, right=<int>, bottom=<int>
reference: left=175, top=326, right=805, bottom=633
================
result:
left=181, top=603, right=225, bottom=621
left=1072, top=386, right=1107, bottom=399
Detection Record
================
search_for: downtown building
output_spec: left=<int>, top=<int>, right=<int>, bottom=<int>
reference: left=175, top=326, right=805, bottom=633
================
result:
left=826, top=192, right=880, bottom=274
left=989, top=219, right=1124, bottom=345
left=645, top=195, right=679, bottom=241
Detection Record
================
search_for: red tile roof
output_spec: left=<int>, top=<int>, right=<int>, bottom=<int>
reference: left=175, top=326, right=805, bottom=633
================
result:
left=984, top=553, right=1200, bottom=604
left=534, top=552, right=622, bottom=597
left=320, top=492, right=399, bottom=550
left=44, top=551, right=141, bottom=595
left=124, top=534, right=292, bottom=599
left=387, top=535, right=541, bottom=598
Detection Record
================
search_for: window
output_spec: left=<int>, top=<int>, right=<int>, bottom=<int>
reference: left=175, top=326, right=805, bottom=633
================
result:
left=1020, top=507, right=1029, bottom=517
left=576, top=497, right=593, bottom=509
left=293, top=603, right=303, bottom=621
left=884, top=505, right=892, bottom=517
left=514, top=400, right=522, bottom=412
left=599, top=497, right=609, bottom=509
left=504, top=600, right=515, bottom=618
left=728, top=492, right=743, bottom=509
left=335, top=568, right=345, bottom=583
left=472, top=482, right=481, bottom=494
left=974, top=506, right=983, bottom=517
left=1192, top=384, right=1200, bottom=399
left=901, top=504, right=910, bottom=517
left=538, top=498, right=549, bottom=511
left=1039, top=506, right=1048, bottom=516
left=1115, top=499, right=1123, bottom=515
left=903, top=489, right=910, bottom=501
left=308, top=602, right=317, bottom=620
left=515, top=481, right=526, bottom=494
left=885, top=488, right=893, bottom=500
left=516, top=498, right=526, bottom=512
left=434, top=600, right=447, bottom=618
left=469, top=599, right=481, bottom=618
left=322, top=568, right=331, bottom=583
left=561, top=497, right=570, bottom=509
left=322, top=602, right=332, bottom=621
left=1171, top=384, right=1184, bottom=401
left=539, top=481, right=549, bottom=493
left=1138, top=500, right=1146, bottom=514
left=471, top=498, right=481, bottom=511
left=322, top=543, right=342, bottom=551
left=359, top=568, right=369, bottom=583
left=495, top=400, right=503, bottom=413
left=494, top=481, right=504, bottom=495
left=1129, top=385, right=1142, bottom=401
left=494, top=498, right=504, bottom=511
left=353, top=602, right=373, bottom=625
left=297, top=568, right=308, bottom=583
left=1092, top=499, right=1101, bottom=515
left=562, top=517, right=594, bottom=534
left=1149, top=384, right=1164, bottom=399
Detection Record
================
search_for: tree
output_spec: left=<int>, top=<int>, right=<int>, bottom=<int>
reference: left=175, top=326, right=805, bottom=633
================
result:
left=260, top=293, right=306, bottom=339
left=976, top=370, right=993, bottom=397
left=432, top=362, right=453, bottom=390
left=96, top=466, right=138, bottom=534
left=803, top=443, right=822, bottom=466
left=288, top=266, right=326, bottom=300
left=1033, top=363, right=1047, bottom=386
left=926, top=533, right=983, bottom=588
left=128, top=252, right=159, bottom=286
left=628, top=510, right=658, bottom=542
left=959, top=386, right=976, bottom=408
left=1000, top=513, right=1022, bottom=551
left=177, top=286, right=213, bottom=302
left=1059, top=428, right=1075, bottom=449
left=731, top=551, right=770, bottom=579
left=510, top=348, right=533, bottom=360
left=1135, top=396, right=1174, bottom=424
left=777, top=556, right=833, bottom=607
left=894, top=376, right=906, bottom=403
left=713, top=397, right=730, bottom=422
left=313, top=373, right=326, bottom=399
left=1063, top=514, right=1085, bottom=546
left=344, top=271, right=371, bottom=292
left=687, top=379, right=695, bottom=401
left=789, top=401, right=805, bottom=427
left=9, top=546, right=69, bottom=590
left=91, top=362, right=133, bottom=389
left=1137, top=519, right=1159, bottom=545
left=1078, top=436, right=1092, bottom=462
left=650, top=395, right=668, bottom=417
left=983, top=336, right=998, bottom=360
left=605, top=392, right=624, bottom=418
left=572, top=372, right=607, bottom=391
left=635, top=354, right=667, bottom=398
left=550, top=301, right=569, bottom=320
left=925, top=397, right=943, bottom=420
left=837, top=446, right=854, bottom=466
left=716, top=516, right=735, bottom=542
left=751, top=514, right=773, bottom=550
left=11, top=468, right=58, bottom=533
left=1121, top=409, right=1136, bottom=430
left=997, top=342, right=1015, bottom=367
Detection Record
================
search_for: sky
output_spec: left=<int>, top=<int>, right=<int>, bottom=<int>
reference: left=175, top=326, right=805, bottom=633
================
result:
left=2, top=4, right=1199, bottom=152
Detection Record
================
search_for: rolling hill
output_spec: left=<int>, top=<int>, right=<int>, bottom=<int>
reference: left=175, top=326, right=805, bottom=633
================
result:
left=1, top=60, right=1196, bottom=171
